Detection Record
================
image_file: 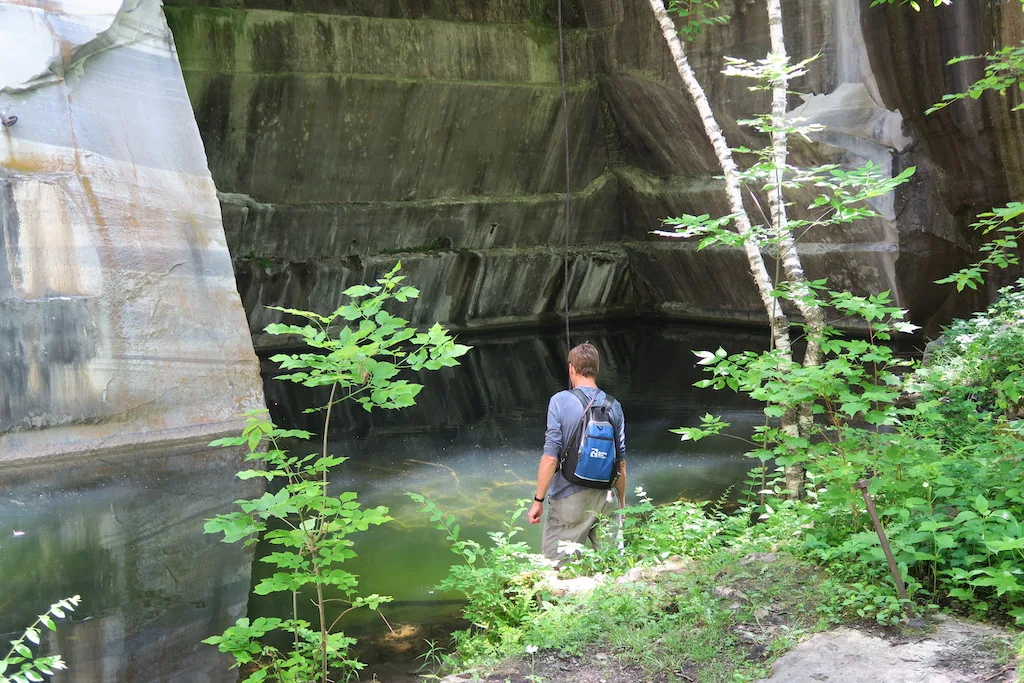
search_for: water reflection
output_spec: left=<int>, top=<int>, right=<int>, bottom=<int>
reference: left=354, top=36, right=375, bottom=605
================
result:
left=0, top=446, right=258, bottom=683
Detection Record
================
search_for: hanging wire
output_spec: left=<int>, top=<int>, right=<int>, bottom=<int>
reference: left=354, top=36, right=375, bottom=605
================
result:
left=556, top=0, right=573, bottom=364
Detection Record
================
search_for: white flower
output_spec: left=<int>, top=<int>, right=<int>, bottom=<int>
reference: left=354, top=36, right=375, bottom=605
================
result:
left=525, top=645, right=539, bottom=655
left=557, top=540, right=585, bottom=556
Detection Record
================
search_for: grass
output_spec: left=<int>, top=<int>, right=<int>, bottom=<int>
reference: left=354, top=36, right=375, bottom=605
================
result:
left=506, top=551, right=831, bottom=682
left=1017, top=634, right=1024, bottom=683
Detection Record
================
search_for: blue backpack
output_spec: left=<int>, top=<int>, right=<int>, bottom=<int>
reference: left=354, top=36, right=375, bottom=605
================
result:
left=558, top=389, right=621, bottom=489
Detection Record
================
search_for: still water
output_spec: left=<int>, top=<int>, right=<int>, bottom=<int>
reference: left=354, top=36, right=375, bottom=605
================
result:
left=1, top=322, right=767, bottom=682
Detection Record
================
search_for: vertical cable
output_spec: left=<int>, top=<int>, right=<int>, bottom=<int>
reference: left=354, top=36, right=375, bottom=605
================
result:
left=557, top=0, right=573, bottom=365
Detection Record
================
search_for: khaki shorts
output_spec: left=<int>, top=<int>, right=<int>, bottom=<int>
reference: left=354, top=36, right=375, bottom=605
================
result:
left=542, top=488, right=619, bottom=561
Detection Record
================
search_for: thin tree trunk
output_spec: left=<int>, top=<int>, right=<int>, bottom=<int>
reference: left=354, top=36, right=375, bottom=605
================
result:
left=650, top=0, right=821, bottom=497
left=765, top=0, right=825, bottom=497
left=647, top=0, right=792, bottom=357
left=764, top=0, right=827, bottom=373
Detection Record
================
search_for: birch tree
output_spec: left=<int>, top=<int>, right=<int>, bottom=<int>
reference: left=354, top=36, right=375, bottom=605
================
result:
left=650, top=0, right=914, bottom=496
left=648, top=0, right=819, bottom=495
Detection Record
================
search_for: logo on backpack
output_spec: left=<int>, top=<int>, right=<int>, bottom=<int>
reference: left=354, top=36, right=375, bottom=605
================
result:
left=558, top=389, right=621, bottom=489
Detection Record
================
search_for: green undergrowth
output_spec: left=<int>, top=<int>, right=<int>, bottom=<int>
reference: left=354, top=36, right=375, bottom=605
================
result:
left=410, top=491, right=869, bottom=682
left=526, top=551, right=830, bottom=682
left=1017, top=634, right=1024, bottom=683
left=414, top=534, right=848, bottom=682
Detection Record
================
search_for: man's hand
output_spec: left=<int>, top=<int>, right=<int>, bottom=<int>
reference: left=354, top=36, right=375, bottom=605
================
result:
left=528, top=500, right=544, bottom=524
left=531, top=455, right=557, bottom=525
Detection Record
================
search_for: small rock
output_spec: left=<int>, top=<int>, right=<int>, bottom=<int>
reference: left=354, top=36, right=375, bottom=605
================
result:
left=735, top=629, right=760, bottom=644
left=741, top=552, right=778, bottom=565
left=539, top=571, right=605, bottom=596
left=713, top=586, right=743, bottom=599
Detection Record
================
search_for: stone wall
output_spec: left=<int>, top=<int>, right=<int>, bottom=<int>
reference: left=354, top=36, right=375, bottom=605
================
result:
left=0, top=0, right=265, bottom=463
left=164, top=0, right=1021, bottom=347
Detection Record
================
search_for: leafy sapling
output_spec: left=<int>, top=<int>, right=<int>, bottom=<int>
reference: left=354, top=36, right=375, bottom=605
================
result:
left=204, top=264, right=470, bottom=683
left=1, top=596, right=80, bottom=683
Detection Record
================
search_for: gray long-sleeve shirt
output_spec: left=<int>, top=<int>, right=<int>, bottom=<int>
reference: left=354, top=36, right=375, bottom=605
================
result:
left=543, top=386, right=626, bottom=500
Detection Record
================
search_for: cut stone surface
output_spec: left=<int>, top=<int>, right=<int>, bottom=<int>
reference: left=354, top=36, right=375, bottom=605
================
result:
left=163, top=0, right=1020, bottom=345
left=757, top=616, right=1016, bottom=683
left=0, top=0, right=264, bottom=463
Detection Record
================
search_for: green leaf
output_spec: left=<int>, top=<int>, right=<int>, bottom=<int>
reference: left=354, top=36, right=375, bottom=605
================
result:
left=973, top=494, right=990, bottom=515
left=343, top=284, right=380, bottom=298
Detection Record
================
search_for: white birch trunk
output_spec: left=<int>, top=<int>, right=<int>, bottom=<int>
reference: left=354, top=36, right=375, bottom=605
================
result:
left=765, top=0, right=827, bottom=373
left=649, top=0, right=814, bottom=497
left=647, top=0, right=791, bottom=357
left=766, top=0, right=826, bottom=497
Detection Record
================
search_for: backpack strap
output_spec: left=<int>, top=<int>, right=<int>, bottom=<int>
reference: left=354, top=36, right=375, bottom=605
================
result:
left=558, top=389, right=599, bottom=469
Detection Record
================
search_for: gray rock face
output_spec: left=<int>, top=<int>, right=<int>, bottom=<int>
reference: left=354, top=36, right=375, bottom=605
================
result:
left=756, top=616, right=1016, bottom=682
left=165, top=0, right=1016, bottom=346
left=0, top=0, right=264, bottom=463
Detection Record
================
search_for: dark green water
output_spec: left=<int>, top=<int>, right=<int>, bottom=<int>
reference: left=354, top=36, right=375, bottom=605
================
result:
left=0, top=447, right=258, bottom=683
left=0, top=322, right=766, bottom=682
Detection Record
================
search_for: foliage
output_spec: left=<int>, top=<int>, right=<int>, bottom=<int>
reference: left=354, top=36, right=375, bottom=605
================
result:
left=872, top=1, right=1024, bottom=296
left=911, top=279, right=1024, bottom=421
left=557, top=487, right=745, bottom=580
left=204, top=264, right=470, bottom=683
left=646, top=12, right=1024, bottom=625
left=656, top=148, right=916, bottom=257
left=406, top=494, right=553, bottom=660
left=869, top=0, right=953, bottom=11
left=667, top=0, right=729, bottom=40
left=203, top=417, right=392, bottom=683
left=1, top=597, right=79, bottom=683
left=265, top=262, right=470, bottom=411
left=935, top=203, right=1024, bottom=292
left=677, top=289, right=917, bottom=464
left=1017, top=634, right=1024, bottom=683
left=676, top=279, right=1024, bottom=627
left=420, top=493, right=832, bottom=680
left=926, top=40, right=1024, bottom=114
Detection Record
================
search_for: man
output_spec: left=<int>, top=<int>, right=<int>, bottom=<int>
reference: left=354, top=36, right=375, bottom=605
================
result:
left=527, top=342, right=626, bottom=561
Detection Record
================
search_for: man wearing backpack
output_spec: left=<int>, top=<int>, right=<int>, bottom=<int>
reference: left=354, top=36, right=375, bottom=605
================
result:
left=527, top=342, right=626, bottom=561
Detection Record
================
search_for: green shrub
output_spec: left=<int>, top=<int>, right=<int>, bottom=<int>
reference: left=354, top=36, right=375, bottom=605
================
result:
left=1, top=596, right=80, bottom=683
left=406, top=494, right=552, bottom=661
left=203, top=264, right=469, bottom=683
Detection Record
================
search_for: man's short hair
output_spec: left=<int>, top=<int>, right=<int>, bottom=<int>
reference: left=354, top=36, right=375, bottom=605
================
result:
left=568, top=342, right=599, bottom=378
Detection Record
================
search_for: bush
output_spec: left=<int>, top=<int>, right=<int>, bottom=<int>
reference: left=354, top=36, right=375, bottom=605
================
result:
left=1, top=596, right=80, bottom=683
left=406, top=494, right=552, bottom=662
left=203, top=264, right=469, bottom=683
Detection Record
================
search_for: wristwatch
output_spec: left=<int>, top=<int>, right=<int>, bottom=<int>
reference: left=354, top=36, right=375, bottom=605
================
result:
left=533, top=495, right=545, bottom=503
